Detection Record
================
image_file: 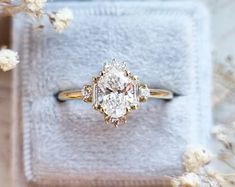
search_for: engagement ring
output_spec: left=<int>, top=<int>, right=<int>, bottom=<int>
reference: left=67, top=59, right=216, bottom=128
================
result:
left=57, top=59, right=173, bottom=127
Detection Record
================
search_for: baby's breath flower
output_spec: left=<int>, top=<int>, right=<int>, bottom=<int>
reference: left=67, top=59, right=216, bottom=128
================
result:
left=212, top=125, right=226, bottom=135
left=171, top=171, right=228, bottom=187
left=212, top=125, right=233, bottom=150
left=24, top=0, right=47, bottom=17
left=183, top=146, right=213, bottom=172
left=207, top=171, right=226, bottom=185
left=171, top=173, right=201, bottom=187
left=0, top=48, right=19, bottom=71
left=49, top=8, right=73, bottom=33
left=179, top=173, right=201, bottom=187
left=171, top=178, right=180, bottom=187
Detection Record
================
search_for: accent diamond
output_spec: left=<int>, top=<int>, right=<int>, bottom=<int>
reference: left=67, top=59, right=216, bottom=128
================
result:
left=82, top=85, right=92, bottom=102
left=138, top=84, right=150, bottom=102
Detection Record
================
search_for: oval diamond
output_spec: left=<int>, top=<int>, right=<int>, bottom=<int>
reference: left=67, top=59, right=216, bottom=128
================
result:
left=93, top=60, right=139, bottom=124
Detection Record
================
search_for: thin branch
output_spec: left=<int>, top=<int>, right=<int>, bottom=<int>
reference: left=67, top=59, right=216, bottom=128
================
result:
left=220, top=159, right=235, bottom=170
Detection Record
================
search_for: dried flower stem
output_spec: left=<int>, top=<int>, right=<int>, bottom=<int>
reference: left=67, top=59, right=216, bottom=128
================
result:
left=220, top=159, right=235, bottom=170
left=221, top=173, right=235, bottom=177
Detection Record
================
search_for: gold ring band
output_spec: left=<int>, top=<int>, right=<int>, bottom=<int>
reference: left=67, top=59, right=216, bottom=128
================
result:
left=57, top=88, right=173, bottom=101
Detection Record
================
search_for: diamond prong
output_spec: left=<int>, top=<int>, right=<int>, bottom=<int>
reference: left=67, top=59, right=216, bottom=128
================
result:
left=104, top=115, right=110, bottom=124
left=111, top=118, right=120, bottom=127
left=93, top=104, right=98, bottom=110
left=99, top=71, right=105, bottom=76
left=92, top=76, right=99, bottom=83
left=125, top=70, right=130, bottom=76
left=93, top=104, right=103, bottom=112
left=126, top=107, right=132, bottom=113
left=131, top=104, right=139, bottom=110
left=98, top=107, right=104, bottom=113
left=139, top=96, right=147, bottom=102
left=113, top=123, right=119, bottom=128
left=132, top=75, right=138, bottom=81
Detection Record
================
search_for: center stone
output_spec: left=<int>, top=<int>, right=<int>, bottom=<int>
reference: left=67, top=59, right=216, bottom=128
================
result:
left=93, top=63, right=138, bottom=119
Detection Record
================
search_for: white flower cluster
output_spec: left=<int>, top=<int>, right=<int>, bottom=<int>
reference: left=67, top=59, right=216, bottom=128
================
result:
left=1, top=0, right=73, bottom=33
left=183, top=146, right=213, bottom=172
left=0, top=3, right=73, bottom=73
left=171, top=173, right=200, bottom=187
left=0, top=48, right=19, bottom=72
left=212, top=124, right=234, bottom=151
left=49, top=8, right=73, bottom=33
left=171, top=146, right=226, bottom=187
left=24, top=0, right=47, bottom=17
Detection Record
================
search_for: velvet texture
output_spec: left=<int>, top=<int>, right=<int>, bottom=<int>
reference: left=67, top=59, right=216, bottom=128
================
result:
left=14, top=2, right=211, bottom=186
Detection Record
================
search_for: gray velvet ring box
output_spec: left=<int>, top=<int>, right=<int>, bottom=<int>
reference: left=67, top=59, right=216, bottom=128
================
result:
left=12, top=1, right=212, bottom=186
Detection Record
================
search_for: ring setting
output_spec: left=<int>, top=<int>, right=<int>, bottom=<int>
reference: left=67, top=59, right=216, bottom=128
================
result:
left=57, top=59, right=173, bottom=127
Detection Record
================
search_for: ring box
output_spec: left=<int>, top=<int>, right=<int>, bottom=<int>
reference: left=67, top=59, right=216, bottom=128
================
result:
left=11, top=2, right=212, bottom=186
